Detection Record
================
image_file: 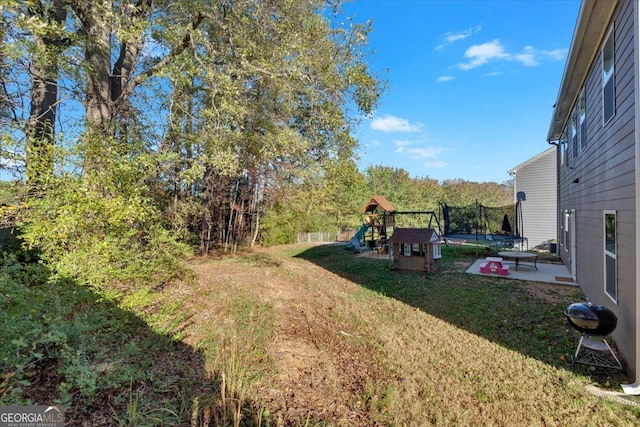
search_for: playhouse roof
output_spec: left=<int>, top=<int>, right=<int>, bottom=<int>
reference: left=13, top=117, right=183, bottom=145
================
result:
left=388, top=228, right=439, bottom=244
left=362, top=196, right=396, bottom=213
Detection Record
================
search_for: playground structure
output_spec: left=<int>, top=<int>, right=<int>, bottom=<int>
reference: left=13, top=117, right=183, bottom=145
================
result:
left=347, top=196, right=442, bottom=253
left=346, top=196, right=396, bottom=252
left=348, top=197, right=527, bottom=272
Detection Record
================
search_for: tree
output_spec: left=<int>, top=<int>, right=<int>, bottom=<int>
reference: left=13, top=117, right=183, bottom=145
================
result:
left=322, top=158, right=368, bottom=230
left=1, top=1, right=69, bottom=186
left=441, top=179, right=512, bottom=207
left=409, top=176, right=443, bottom=212
left=365, top=165, right=414, bottom=211
left=154, top=0, right=382, bottom=251
left=24, top=0, right=68, bottom=186
left=1, top=0, right=384, bottom=255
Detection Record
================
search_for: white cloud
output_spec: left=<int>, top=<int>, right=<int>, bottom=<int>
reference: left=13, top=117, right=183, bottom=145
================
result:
left=392, top=139, right=448, bottom=169
left=457, top=40, right=568, bottom=70
left=424, top=160, right=448, bottom=169
left=436, top=25, right=482, bottom=50
left=394, top=140, right=413, bottom=150
left=405, top=146, right=444, bottom=160
left=437, top=75, right=455, bottom=82
left=515, top=46, right=568, bottom=66
left=542, top=47, right=568, bottom=60
left=458, top=39, right=509, bottom=70
left=514, top=53, right=537, bottom=66
left=395, top=140, right=443, bottom=158
left=514, top=46, right=538, bottom=66
left=370, top=115, right=423, bottom=133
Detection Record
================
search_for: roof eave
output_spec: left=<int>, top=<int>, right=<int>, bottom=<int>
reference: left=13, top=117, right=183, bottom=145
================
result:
left=508, top=146, right=556, bottom=175
left=547, top=0, right=619, bottom=141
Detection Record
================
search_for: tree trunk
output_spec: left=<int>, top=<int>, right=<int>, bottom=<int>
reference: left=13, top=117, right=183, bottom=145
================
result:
left=26, top=56, right=57, bottom=187
left=83, top=18, right=115, bottom=173
left=72, top=1, right=146, bottom=173
left=25, top=0, right=67, bottom=187
left=72, top=0, right=202, bottom=175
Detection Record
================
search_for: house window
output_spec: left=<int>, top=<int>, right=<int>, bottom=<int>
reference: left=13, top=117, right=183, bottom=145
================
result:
left=602, top=26, right=615, bottom=124
left=578, top=88, right=586, bottom=151
left=560, top=129, right=568, bottom=166
left=571, top=110, right=578, bottom=160
left=604, top=211, right=617, bottom=303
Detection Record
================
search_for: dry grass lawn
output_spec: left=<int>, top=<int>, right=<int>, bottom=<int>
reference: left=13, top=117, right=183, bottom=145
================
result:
left=158, top=243, right=640, bottom=426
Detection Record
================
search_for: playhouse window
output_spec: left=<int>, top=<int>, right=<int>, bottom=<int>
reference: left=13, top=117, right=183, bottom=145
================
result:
left=412, top=243, right=421, bottom=255
left=433, top=242, right=442, bottom=259
left=403, top=243, right=411, bottom=256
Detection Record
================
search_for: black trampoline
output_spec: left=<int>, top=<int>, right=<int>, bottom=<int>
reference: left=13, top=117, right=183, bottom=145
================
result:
left=439, top=201, right=525, bottom=249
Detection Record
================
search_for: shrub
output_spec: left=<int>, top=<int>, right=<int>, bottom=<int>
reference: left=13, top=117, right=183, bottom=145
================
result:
left=15, top=173, right=190, bottom=290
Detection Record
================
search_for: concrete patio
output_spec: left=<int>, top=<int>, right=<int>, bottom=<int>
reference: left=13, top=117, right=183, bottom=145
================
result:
left=466, top=257, right=578, bottom=286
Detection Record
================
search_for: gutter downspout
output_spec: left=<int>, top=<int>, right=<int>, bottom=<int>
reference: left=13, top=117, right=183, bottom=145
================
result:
left=548, top=139, right=561, bottom=257
left=621, top=0, right=640, bottom=395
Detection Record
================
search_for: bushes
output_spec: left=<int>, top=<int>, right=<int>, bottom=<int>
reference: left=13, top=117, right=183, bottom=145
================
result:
left=0, top=167, right=194, bottom=408
left=15, top=174, right=190, bottom=290
left=0, top=251, right=173, bottom=408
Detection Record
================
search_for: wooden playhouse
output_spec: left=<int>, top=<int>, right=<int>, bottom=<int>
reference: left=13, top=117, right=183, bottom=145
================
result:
left=388, top=228, right=442, bottom=272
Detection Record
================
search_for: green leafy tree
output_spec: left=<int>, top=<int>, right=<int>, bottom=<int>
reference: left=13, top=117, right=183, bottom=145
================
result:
left=441, top=179, right=512, bottom=207
left=2, top=0, right=384, bottom=262
left=408, top=176, right=443, bottom=212
left=153, top=0, right=383, bottom=251
left=1, top=0, right=71, bottom=186
left=364, top=165, right=414, bottom=211
left=322, top=158, right=368, bottom=230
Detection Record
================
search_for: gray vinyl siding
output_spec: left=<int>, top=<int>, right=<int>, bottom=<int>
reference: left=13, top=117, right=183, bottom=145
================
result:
left=511, top=149, right=557, bottom=249
left=558, top=0, right=636, bottom=373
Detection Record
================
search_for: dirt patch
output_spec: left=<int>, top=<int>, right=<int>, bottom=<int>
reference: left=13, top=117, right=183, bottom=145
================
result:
left=522, top=280, right=583, bottom=304
left=445, top=260, right=474, bottom=272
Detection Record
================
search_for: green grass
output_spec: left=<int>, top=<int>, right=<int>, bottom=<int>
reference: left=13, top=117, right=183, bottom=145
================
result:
left=290, top=244, right=640, bottom=423
left=2, top=243, right=639, bottom=425
left=0, top=251, right=219, bottom=425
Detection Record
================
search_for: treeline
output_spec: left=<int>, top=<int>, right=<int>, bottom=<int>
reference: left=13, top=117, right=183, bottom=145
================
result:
left=261, top=164, right=513, bottom=245
left=0, top=0, right=510, bottom=287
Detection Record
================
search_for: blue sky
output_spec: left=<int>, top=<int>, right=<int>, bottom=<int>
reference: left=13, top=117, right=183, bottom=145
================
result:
left=343, top=0, right=581, bottom=183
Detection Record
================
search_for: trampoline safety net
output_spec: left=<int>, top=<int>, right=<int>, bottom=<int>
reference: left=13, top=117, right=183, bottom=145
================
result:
left=440, top=201, right=522, bottom=239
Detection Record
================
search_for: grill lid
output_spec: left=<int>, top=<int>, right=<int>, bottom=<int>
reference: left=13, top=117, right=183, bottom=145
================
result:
left=564, top=303, right=598, bottom=328
left=564, top=302, right=617, bottom=336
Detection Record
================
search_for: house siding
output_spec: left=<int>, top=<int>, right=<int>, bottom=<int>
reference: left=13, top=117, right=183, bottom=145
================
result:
left=510, top=149, right=557, bottom=250
left=558, top=0, right=637, bottom=375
